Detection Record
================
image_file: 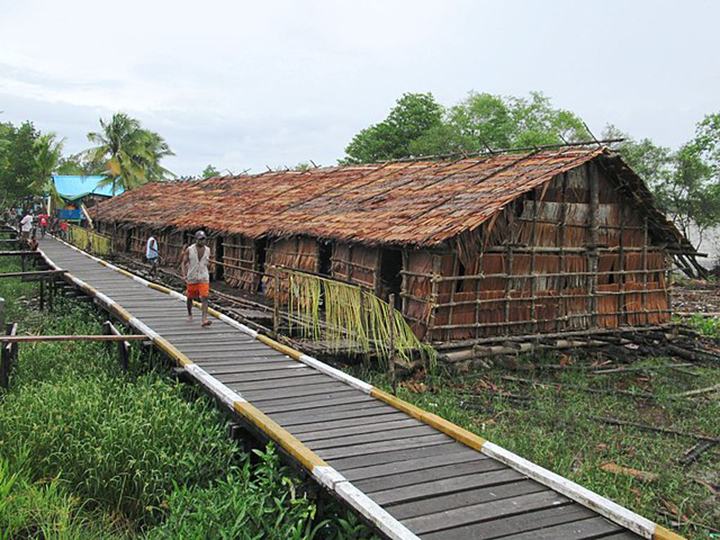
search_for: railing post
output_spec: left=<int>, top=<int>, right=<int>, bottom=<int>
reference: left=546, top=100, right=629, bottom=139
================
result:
left=389, top=293, right=396, bottom=395
left=273, top=267, right=280, bottom=336
left=0, top=297, right=4, bottom=331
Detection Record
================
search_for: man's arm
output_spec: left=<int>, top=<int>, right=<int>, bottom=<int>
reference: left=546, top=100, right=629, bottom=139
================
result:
left=180, top=249, right=189, bottom=281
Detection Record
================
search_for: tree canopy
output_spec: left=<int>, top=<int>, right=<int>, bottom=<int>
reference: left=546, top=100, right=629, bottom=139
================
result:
left=83, top=113, right=174, bottom=194
left=341, top=91, right=589, bottom=163
left=341, top=92, right=443, bottom=164
left=604, top=116, right=720, bottom=245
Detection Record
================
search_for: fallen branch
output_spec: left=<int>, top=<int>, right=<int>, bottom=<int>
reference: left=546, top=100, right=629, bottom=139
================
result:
left=674, top=383, right=720, bottom=398
left=500, top=375, right=679, bottom=401
left=600, top=462, right=658, bottom=482
left=592, top=363, right=693, bottom=375
left=589, top=415, right=720, bottom=443
left=679, top=441, right=717, bottom=465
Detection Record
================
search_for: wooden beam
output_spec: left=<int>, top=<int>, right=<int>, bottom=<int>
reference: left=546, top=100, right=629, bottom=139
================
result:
left=0, top=270, right=66, bottom=278
left=0, top=251, right=41, bottom=257
left=0, top=334, right=148, bottom=343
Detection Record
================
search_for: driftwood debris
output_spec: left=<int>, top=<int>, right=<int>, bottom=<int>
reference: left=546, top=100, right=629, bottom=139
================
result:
left=679, top=441, right=717, bottom=465
left=600, top=462, right=658, bottom=482
left=674, top=384, right=720, bottom=398
left=590, top=415, right=720, bottom=443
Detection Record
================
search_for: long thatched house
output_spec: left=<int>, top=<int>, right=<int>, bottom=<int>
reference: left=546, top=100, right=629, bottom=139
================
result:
left=90, top=146, right=697, bottom=344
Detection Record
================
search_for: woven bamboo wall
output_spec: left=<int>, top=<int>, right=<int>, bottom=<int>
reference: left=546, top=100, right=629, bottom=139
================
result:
left=425, top=162, right=671, bottom=342
left=221, top=234, right=259, bottom=292
left=331, top=243, right=380, bottom=291
left=263, top=237, right=320, bottom=301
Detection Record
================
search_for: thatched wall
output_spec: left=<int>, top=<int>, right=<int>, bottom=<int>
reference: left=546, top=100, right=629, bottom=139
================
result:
left=421, top=162, right=671, bottom=342
left=331, top=243, right=379, bottom=291
left=221, top=234, right=260, bottom=292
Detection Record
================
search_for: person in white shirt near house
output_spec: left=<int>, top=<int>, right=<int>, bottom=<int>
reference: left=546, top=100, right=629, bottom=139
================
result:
left=20, top=212, right=34, bottom=244
left=146, top=235, right=160, bottom=277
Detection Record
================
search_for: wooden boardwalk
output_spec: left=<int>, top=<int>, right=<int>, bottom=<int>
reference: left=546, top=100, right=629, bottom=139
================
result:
left=36, top=235, right=677, bottom=540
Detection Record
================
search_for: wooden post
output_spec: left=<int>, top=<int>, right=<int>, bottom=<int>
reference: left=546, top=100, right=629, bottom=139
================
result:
left=504, top=243, right=514, bottom=335
left=1, top=322, right=18, bottom=389
left=104, top=320, right=130, bottom=371
left=49, top=277, right=54, bottom=312
left=474, top=251, right=483, bottom=340
left=642, top=216, right=649, bottom=325
left=401, top=249, right=409, bottom=316
left=557, top=172, right=568, bottom=332
left=587, top=163, right=600, bottom=328
left=39, top=278, right=45, bottom=311
left=666, top=253, right=673, bottom=322
left=448, top=253, right=459, bottom=335
left=388, top=293, right=396, bottom=395
left=273, top=268, right=281, bottom=336
left=529, top=191, right=538, bottom=334
left=0, top=297, right=4, bottom=332
left=618, top=207, right=626, bottom=325
left=427, top=254, right=442, bottom=340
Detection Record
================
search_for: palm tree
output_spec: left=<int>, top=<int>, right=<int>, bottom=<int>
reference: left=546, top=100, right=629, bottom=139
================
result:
left=84, top=113, right=174, bottom=194
left=31, top=132, right=65, bottom=206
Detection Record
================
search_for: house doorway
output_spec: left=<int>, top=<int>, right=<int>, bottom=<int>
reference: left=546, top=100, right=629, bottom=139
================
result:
left=380, top=248, right=403, bottom=308
left=319, top=241, right=333, bottom=276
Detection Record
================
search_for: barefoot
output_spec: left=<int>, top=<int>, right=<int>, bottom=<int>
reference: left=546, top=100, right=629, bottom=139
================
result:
left=187, top=316, right=193, bottom=323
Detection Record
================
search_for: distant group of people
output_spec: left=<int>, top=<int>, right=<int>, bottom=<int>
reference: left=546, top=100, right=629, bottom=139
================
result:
left=146, top=230, right=212, bottom=327
left=18, top=210, right=68, bottom=248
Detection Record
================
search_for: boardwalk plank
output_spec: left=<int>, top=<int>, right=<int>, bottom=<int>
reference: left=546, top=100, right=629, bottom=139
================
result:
left=342, top=448, right=481, bottom=482
left=317, top=434, right=451, bottom=461
left=297, top=418, right=423, bottom=443
left=422, top=505, right=597, bottom=540
left=388, top=479, right=549, bottom=520
left=328, top=442, right=469, bottom=470
left=371, top=468, right=525, bottom=506
left=405, top=490, right=570, bottom=534
left=355, top=458, right=506, bottom=494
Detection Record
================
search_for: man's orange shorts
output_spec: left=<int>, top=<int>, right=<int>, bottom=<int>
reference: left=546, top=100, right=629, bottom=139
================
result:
left=186, top=282, right=210, bottom=299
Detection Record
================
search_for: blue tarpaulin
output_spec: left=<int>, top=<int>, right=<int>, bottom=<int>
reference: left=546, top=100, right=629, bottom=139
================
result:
left=52, top=175, right=123, bottom=199
left=59, top=209, right=83, bottom=220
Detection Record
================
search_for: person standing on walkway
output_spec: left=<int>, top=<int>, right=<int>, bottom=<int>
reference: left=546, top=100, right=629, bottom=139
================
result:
left=19, top=212, right=33, bottom=244
left=146, top=235, right=160, bottom=277
left=39, top=214, right=48, bottom=238
left=181, top=230, right=212, bottom=327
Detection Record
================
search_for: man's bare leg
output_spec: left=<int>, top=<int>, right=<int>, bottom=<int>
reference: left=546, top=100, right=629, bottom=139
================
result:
left=186, top=297, right=193, bottom=322
left=201, top=297, right=211, bottom=326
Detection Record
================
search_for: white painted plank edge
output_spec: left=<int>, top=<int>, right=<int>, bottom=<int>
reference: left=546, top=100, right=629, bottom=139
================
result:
left=481, top=442, right=655, bottom=539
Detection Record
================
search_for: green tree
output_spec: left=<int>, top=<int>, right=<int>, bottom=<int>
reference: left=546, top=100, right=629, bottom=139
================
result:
left=604, top=120, right=720, bottom=246
left=202, top=165, right=220, bottom=178
left=410, top=91, right=589, bottom=157
left=30, top=132, right=65, bottom=205
left=84, top=113, right=174, bottom=194
left=0, top=121, right=41, bottom=202
left=341, top=92, right=443, bottom=163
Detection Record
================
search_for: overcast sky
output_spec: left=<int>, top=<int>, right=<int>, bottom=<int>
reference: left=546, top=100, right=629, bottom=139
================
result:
left=1, top=0, right=718, bottom=176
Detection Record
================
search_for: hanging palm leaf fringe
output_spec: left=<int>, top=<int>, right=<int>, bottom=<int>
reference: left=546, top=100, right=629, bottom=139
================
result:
left=284, top=269, right=436, bottom=370
left=67, top=224, right=112, bottom=256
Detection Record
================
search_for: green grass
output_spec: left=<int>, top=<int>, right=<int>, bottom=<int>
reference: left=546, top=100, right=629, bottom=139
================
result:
left=350, top=351, right=720, bottom=540
left=0, top=254, right=379, bottom=539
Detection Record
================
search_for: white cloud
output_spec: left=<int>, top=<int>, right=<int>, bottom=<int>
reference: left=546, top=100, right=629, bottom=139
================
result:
left=0, top=0, right=718, bottom=176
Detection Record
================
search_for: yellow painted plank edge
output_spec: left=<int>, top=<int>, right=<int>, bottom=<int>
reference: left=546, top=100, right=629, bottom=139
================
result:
left=234, top=400, right=327, bottom=471
left=154, top=336, right=195, bottom=367
left=370, top=388, right=487, bottom=451
left=255, top=334, right=303, bottom=361
left=654, top=526, right=686, bottom=540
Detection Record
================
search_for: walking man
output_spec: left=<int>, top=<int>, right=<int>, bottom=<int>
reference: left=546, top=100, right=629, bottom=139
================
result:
left=181, top=230, right=212, bottom=326
left=146, top=234, right=160, bottom=277
left=19, top=212, right=33, bottom=244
